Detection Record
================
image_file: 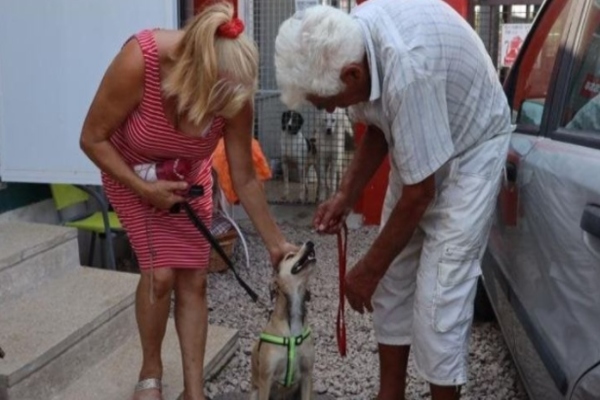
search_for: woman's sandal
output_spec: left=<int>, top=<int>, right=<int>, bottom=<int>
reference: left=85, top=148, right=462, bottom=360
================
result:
left=133, top=378, right=163, bottom=400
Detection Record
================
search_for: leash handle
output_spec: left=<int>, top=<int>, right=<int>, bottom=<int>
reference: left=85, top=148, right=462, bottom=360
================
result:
left=181, top=202, right=259, bottom=302
left=336, top=223, right=348, bottom=357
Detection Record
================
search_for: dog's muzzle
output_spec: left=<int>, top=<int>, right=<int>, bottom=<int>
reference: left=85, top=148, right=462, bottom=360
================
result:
left=291, top=241, right=316, bottom=275
left=285, top=125, right=299, bottom=135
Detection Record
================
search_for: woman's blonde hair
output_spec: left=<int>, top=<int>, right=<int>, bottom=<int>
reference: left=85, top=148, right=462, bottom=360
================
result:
left=163, top=2, right=258, bottom=125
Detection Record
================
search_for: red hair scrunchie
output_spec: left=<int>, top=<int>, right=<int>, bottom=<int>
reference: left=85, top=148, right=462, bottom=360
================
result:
left=217, top=18, right=245, bottom=39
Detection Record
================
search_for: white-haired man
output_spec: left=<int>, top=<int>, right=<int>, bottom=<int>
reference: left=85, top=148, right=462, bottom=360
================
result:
left=274, top=1, right=512, bottom=400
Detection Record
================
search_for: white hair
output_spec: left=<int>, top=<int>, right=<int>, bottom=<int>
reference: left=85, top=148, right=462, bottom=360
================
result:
left=274, top=5, right=365, bottom=110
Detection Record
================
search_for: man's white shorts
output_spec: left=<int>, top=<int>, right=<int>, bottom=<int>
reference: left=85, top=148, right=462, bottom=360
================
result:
left=372, top=133, right=510, bottom=386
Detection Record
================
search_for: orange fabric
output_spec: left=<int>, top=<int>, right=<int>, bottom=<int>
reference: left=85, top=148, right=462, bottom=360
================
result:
left=212, top=138, right=272, bottom=204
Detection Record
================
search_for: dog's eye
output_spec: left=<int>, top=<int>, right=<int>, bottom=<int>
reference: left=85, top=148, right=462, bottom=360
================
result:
left=284, top=253, right=295, bottom=261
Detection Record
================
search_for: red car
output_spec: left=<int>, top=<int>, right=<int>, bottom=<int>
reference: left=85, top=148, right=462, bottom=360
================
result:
left=477, top=0, right=600, bottom=399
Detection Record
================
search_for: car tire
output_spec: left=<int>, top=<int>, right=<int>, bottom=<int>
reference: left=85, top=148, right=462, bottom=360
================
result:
left=474, top=277, right=496, bottom=322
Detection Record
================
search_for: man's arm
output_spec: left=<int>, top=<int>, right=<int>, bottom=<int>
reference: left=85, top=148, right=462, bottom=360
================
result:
left=363, top=174, right=435, bottom=279
left=314, top=124, right=389, bottom=233
left=339, top=124, right=388, bottom=206
left=361, top=76, right=451, bottom=274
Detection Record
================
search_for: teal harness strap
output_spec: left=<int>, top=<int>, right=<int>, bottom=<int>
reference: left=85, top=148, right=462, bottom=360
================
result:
left=259, top=327, right=311, bottom=387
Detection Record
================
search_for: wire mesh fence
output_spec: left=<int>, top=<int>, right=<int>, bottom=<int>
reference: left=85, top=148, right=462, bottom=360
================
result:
left=249, top=0, right=358, bottom=204
left=246, top=0, right=542, bottom=205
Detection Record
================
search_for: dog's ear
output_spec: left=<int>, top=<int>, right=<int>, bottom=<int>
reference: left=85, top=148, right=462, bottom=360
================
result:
left=282, top=111, right=289, bottom=130
left=295, top=112, right=304, bottom=128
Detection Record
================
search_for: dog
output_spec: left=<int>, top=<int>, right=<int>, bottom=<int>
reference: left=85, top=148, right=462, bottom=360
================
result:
left=315, top=109, right=355, bottom=201
left=280, top=110, right=319, bottom=203
left=250, top=241, right=317, bottom=400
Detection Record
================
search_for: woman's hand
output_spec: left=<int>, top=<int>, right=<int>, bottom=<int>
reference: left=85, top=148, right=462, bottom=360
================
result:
left=313, top=191, right=352, bottom=234
left=269, top=241, right=300, bottom=269
left=138, top=180, right=189, bottom=210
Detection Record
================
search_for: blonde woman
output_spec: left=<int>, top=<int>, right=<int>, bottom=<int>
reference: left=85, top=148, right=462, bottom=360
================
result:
left=80, top=3, right=296, bottom=400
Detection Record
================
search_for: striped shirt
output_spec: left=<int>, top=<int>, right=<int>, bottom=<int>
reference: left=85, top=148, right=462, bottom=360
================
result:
left=348, top=0, right=512, bottom=185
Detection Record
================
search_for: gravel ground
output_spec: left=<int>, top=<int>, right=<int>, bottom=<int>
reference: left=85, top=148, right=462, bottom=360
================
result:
left=204, top=217, right=528, bottom=400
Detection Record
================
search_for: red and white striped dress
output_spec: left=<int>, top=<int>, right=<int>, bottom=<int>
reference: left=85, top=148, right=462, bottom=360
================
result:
left=102, top=29, right=225, bottom=270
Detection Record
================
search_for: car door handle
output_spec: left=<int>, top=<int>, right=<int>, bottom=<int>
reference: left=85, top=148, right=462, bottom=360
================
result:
left=581, top=204, right=600, bottom=239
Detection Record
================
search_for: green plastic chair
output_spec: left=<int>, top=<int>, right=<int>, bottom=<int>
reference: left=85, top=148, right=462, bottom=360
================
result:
left=50, top=184, right=122, bottom=269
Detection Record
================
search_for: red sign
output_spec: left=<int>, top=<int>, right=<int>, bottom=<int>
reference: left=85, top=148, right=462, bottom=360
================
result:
left=503, top=35, right=524, bottom=67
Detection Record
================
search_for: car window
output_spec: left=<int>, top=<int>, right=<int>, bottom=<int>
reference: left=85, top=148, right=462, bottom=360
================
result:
left=560, top=2, right=600, bottom=133
left=512, top=0, right=575, bottom=128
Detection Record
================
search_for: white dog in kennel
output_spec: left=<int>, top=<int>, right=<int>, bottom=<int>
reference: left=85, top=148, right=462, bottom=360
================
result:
left=315, top=108, right=355, bottom=201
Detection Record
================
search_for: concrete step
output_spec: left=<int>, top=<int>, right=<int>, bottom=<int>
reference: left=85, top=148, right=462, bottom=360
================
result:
left=0, top=267, right=139, bottom=400
left=0, top=222, right=79, bottom=304
left=52, top=322, right=239, bottom=400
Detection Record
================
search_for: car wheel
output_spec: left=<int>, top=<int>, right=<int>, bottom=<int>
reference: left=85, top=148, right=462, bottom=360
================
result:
left=474, top=277, right=496, bottom=322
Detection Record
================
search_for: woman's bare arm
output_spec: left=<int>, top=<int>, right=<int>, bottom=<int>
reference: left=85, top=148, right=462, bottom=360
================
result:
left=80, top=39, right=150, bottom=195
left=79, top=39, right=186, bottom=208
left=223, top=101, right=295, bottom=264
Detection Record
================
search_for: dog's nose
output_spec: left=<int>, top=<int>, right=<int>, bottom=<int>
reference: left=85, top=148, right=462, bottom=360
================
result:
left=306, top=241, right=314, bottom=250
left=326, top=128, right=332, bottom=135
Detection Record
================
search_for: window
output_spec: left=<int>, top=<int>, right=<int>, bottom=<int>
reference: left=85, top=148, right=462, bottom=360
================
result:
left=511, top=0, right=574, bottom=127
left=560, top=2, right=600, bottom=134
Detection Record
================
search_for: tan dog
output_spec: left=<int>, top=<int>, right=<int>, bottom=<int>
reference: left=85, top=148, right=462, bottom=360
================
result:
left=250, top=241, right=317, bottom=400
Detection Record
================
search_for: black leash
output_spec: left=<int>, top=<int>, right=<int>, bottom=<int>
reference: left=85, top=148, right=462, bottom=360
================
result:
left=170, top=190, right=259, bottom=302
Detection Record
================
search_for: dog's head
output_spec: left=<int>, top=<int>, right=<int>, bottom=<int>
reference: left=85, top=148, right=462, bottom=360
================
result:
left=316, top=109, right=340, bottom=136
left=282, top=110, right=304, bottom=135
left=273, top=241, right=317, bottom=298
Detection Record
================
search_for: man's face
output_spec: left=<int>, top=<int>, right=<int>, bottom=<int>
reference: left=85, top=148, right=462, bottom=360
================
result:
left=306, top=58, right=371, bottom=113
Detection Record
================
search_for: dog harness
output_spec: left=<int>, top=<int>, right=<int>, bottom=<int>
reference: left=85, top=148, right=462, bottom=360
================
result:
left=259, top=327, right=312, bottom=387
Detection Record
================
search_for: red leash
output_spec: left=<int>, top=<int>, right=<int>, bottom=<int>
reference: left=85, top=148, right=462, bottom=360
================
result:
left=336, top=223, right=348, bottom=357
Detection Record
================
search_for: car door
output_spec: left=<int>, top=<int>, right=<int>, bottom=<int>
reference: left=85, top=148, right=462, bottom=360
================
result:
left=545, top=2, right=600, bottom=398
left=484, top=0, right=600, bottom=399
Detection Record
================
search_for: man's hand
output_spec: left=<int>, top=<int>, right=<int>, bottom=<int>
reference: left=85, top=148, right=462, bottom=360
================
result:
left=313, top=191, right=351, bottom=234
left=345, top=258, right=381, bottom=314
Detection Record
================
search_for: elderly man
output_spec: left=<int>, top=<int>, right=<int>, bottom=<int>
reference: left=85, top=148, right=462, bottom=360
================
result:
left=274, top=1, right=512, bottom=400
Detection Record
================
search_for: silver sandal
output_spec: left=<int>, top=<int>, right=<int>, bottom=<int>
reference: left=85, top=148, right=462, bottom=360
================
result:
left=134, top=378, right=162, bottom=399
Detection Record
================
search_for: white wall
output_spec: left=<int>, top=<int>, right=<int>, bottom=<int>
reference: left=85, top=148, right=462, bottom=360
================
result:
left=0, top=0, right=178, bottom=185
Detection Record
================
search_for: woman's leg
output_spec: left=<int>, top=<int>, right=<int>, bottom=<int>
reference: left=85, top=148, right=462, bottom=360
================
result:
left=174, top=268, right=209, bottom=400
left=134, top=268, right=175, bottom=399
